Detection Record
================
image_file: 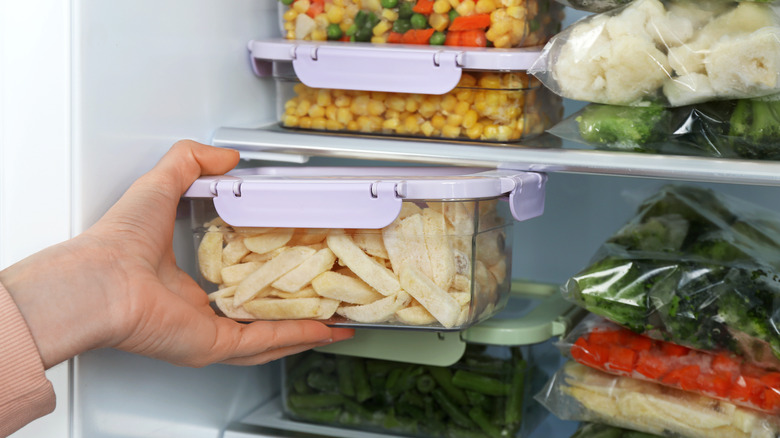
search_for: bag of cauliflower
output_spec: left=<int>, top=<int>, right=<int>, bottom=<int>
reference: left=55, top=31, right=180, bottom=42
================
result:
left=529, top=0, right=780, bottom=107
left=556, top=0, right=777, bottom=14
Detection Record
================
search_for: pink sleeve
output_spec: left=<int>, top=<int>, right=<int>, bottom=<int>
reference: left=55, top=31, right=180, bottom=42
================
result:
left=0, top=282, right=55, bottom=437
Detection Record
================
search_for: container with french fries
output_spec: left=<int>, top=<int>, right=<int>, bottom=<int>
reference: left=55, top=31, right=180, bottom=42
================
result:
left=183, top=166, right=547, bottom=330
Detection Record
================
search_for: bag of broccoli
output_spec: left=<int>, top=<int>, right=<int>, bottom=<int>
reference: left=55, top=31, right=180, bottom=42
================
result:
left=562, top=185, right=780, bottom=369
left=547, top=98, right=780, bottom=160
left=528, top=0, right=780, bottom=107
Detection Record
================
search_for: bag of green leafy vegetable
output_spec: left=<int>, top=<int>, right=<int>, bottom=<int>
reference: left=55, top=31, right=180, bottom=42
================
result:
left=562, top=185, right=780, bottom=369
left=548, top=98, right=780, bottom=160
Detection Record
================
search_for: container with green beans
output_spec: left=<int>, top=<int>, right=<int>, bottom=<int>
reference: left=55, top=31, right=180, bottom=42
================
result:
left=283, top=345, right=533, bottom=438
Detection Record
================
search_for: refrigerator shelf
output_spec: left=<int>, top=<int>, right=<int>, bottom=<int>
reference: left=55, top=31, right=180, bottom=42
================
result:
left=213, top=124, right=780, bottom=187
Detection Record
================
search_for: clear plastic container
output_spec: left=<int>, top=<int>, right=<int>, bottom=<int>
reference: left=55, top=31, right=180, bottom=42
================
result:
left=276, top=0, right=565, bottom=48
left=275, top=69, right=563, bottom=143
left=184, top=166, right=547, bottom=330
left=279, top=283, right=581, bottom=438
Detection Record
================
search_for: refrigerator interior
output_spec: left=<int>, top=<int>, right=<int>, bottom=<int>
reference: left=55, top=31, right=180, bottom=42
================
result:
left=4, top=0, right=780, bottom=437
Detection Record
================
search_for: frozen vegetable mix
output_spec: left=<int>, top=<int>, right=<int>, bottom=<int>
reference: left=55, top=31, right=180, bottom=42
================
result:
left=537, top=361, right=780, bottom=438
left=562, top=185, right=780, bottom=368
left=278, top=0, right=564, bottom=48
left=547, top=97, right=780, bottom=160
left=279, top=72, right=563, bottom=143
left=283, top=345, right=534, bottom=437
left=195, top=199, right=511, bottom=329
left=560, top=314, right=780, bottom=414
left=529, top=0, right=780, bottom=106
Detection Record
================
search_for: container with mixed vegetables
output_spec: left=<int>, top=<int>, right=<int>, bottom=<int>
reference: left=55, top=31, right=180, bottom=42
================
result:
left=278, top=0, right=564, bottom=47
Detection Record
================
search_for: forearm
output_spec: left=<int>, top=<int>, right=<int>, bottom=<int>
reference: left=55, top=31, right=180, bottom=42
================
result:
left=0, top=281, right=56, bottom=436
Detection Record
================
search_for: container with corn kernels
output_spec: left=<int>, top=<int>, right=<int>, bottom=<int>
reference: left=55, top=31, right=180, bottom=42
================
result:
left=249, top=39, right=564, bottom=144
left=277, top=0, right=565, bottom=49
left=183, top=166, right=547, bottom=331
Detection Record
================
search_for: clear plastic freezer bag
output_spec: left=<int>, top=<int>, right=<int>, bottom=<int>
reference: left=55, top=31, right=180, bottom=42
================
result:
left=547, top=98, right=780, bottom=160
left=553, top=0, right=779, bottom=15
left=561, top=185, right=780, bottom=368
left=570, top=422, right=663, bottom=438
left=537, top=361, right=780, bottom=438
left=528, top=0, right=780, bottom=107
left=559, top=314, right=780, bottom=415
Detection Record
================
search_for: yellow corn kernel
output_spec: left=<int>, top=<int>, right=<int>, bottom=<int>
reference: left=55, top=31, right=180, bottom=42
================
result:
left=420, top=121, right=435, bottom=136
left=293, top=83, right=309, bottom=95
left=299, top=116, right=313, bottom=129
left=311, top=117, right=328, bottom=130
left=347, top=120, right=359, bottom=131
left=457, top=74, right=478, bottom=88
left=478, top=74, right=502, bottom=89
left=326, top=119, right=343, bottom=130
left=506, top=6, right=526, bottom=19
left=404, top=115, right=421, bottom=134
left=374, top=20, right=392, bottom=36
left=340, top=19, right=353, bottom=32
left=334, top=94, right=352, bottom=108
left=442, top=125, right=461, bottom=138
left=333, top=0, right=344, bottom=5
left=368, top=99, right=386, bottom=116
left=440, top=95, right=458, bottom=113
left=283, top=114, right=300, bottom=127
left=308, top=104, right=326, bottom=119
left=295, top=100, right=312, bottom=117
left=496, top=125, right=513, bottom=141
left=482, top=123, right=498, bottom=139
left=455, top=90, right=474, bottom=104
left=484, top=90, right=502, bottom=108
left=316, top=90, right=332, bottom=107
left=293, top=0, right=310, bottom=14
left=382, top=9, right=399, bottom=21
left=377, top=96, right=399, bottom=113
left=405, top=98, right=420, bottom=113
left=466, top=122, right=483, bottom=139
left=284, top=22, right=296, bottom=32
left=492, top=34, right=512, bottom=48
left=371, top=36, right=388, bottom=44
left=431, top=114, right=446, bottom=130
left=315, top=14, right=330, bottom=27
left=284, top=98, right=298, bottom=110
left=447, top=113, right=464, bottom=127
left=516, top=117, right=525, bottom=134
left=285, top=106, right=296, bottom=116
left=327, top=5, right=345, bottom=22
left=475, top=0, right=497, bottom=13
left=351, top=94, right=370, bottom=116
left=337, top=107, right=354, bottom=124
left=365, top=0, right=382, bottom=11
left=463, top=109, right=479, bottom=128
left=283, top=9, right=299, bottom=22
left=448, top=0, right=460, bottom=9
left=382, top=118, right=400, bottom=131
left=325, top=105, right=338, bottom=121
left=455, top=0, right=475, bottom=16
left=311, top=28, right=328, bottom=41
left=454, top=100, right=471, bottom=116
left=429, top=13, right=449, bottom=32
left=433, top=0, right=451, bottom=13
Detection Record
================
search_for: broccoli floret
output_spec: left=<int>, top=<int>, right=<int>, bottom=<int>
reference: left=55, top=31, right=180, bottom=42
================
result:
left=576, top=104, right=669, bottom=151
left=610, top=214, right=689, bottom=252
left=729, top=99, right=780, bottom=160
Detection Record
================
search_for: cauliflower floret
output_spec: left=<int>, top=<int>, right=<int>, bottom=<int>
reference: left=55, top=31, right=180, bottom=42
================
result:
left=603, top=35, right=671, bottom=104
left=667, top=43, right=706, bottom=77
left=550, top=16, right=613, bottom=103
left=706, top=27, right=780, bottom=99
left=663, top=72, right=715, bottom=106
left=606, top=0, right=666, bottom=40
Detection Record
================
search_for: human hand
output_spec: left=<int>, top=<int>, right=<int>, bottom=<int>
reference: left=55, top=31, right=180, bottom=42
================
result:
left=0, top=140, right=353, bottom=369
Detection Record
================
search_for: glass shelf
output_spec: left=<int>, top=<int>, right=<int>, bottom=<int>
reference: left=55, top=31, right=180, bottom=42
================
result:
left=213, top=124, right=780, bottom=187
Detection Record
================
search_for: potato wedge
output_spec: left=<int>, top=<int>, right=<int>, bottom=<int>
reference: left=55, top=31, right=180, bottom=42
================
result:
left=221, top=262, right=262, bottom=286
left=352, top=230, right=389, bottom=259
left=326, top=232, right=401, bottom=296
left=423, top=208, right=455, bottom=291
left=336, top=291, right=411, bottom=323
left=270, top=286, right=319, bottom=299
left=312, top=271, right=384, bottom=304
left=399, top=266, right=461, bottom=329
left=272, top=248, right=336, bottom=293
left=243, top=297, right=339, bottom=320
left=233, top=246, right=317, bottom=306
left=198, top=229, right=224, bottom=284
left=244, top=228, right=295, bottom=254
left=215, top=295, right=255, bottom=319
left=395, top=305, right=437, bottom=325
left=222, top=238, right=250, bottom=267
left=208, top=285, right=237, bottom=302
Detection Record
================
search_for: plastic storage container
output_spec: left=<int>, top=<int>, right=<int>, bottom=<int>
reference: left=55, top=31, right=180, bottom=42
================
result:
left=183, top=166, right=547, bottom=330
left=249, top=40, right=564, bottom=144
left=276, top=282, right=583, bottom=438
left=276, top=0, right=565, bottom=48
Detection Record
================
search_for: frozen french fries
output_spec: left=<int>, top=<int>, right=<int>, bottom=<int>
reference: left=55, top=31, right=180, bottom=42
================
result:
left=195, top=199, right=511, bottom=329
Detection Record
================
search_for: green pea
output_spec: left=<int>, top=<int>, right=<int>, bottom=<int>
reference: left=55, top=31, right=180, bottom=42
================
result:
left=398, top=1, right=414, bottom=18
left=429, top=31, right=446, bottom=45
left=326, top=23, right=343, bottom=40
left=410, top=13, right=427, bottom=29
left=381, top=0, right=399, bottom=8
left=280, top=0, right=294, bottom=5
left=448, top=9, right=459, bottom=21
left=392, top=18, right=412, bottom=34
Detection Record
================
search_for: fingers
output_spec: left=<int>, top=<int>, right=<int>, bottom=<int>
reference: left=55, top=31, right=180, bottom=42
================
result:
left=217, top=326, right=355, bottom=366
left=154, top=140, right=240, bottom=195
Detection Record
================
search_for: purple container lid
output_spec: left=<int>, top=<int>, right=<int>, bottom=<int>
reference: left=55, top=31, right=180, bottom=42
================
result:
left=183, top=166, right=546, bottom=228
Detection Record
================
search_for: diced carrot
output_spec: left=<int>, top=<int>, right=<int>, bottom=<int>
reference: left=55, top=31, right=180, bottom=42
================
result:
left=400, top=28, right=435, bottom=45
left=306, top=0, right=325, bottom=18
left=587, top=328, right=624, bottom=346
left=730, top=375, right=764, bottom=404
left=339, top=35, right=350, bottom=42
left=458, top=29, right=487, bottom=47
left=760, top=372, right=780, bottom=389
left=763, top=386, right=780, bottom=412
left=444, top=30, right=462, bottom=46
left=623, top=332, right=654, bottom=352
left=635, top=351, right=670, bottom=380
left=387, top=31, right=403, bottom=44
left=697, top=371, right=732, bottom=398
left=412, top=0, right=435, bottom=14
left=662, top=365, right=701, bottom=391
left=605, top=345, right=637, bottom=375
left=711, top=354, right=741, bottom=377
left=571, top=337, right=607, bottom=370
left=449, top=14, right=491, bottom=31
left=660, top=342, right=689, bottom=357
